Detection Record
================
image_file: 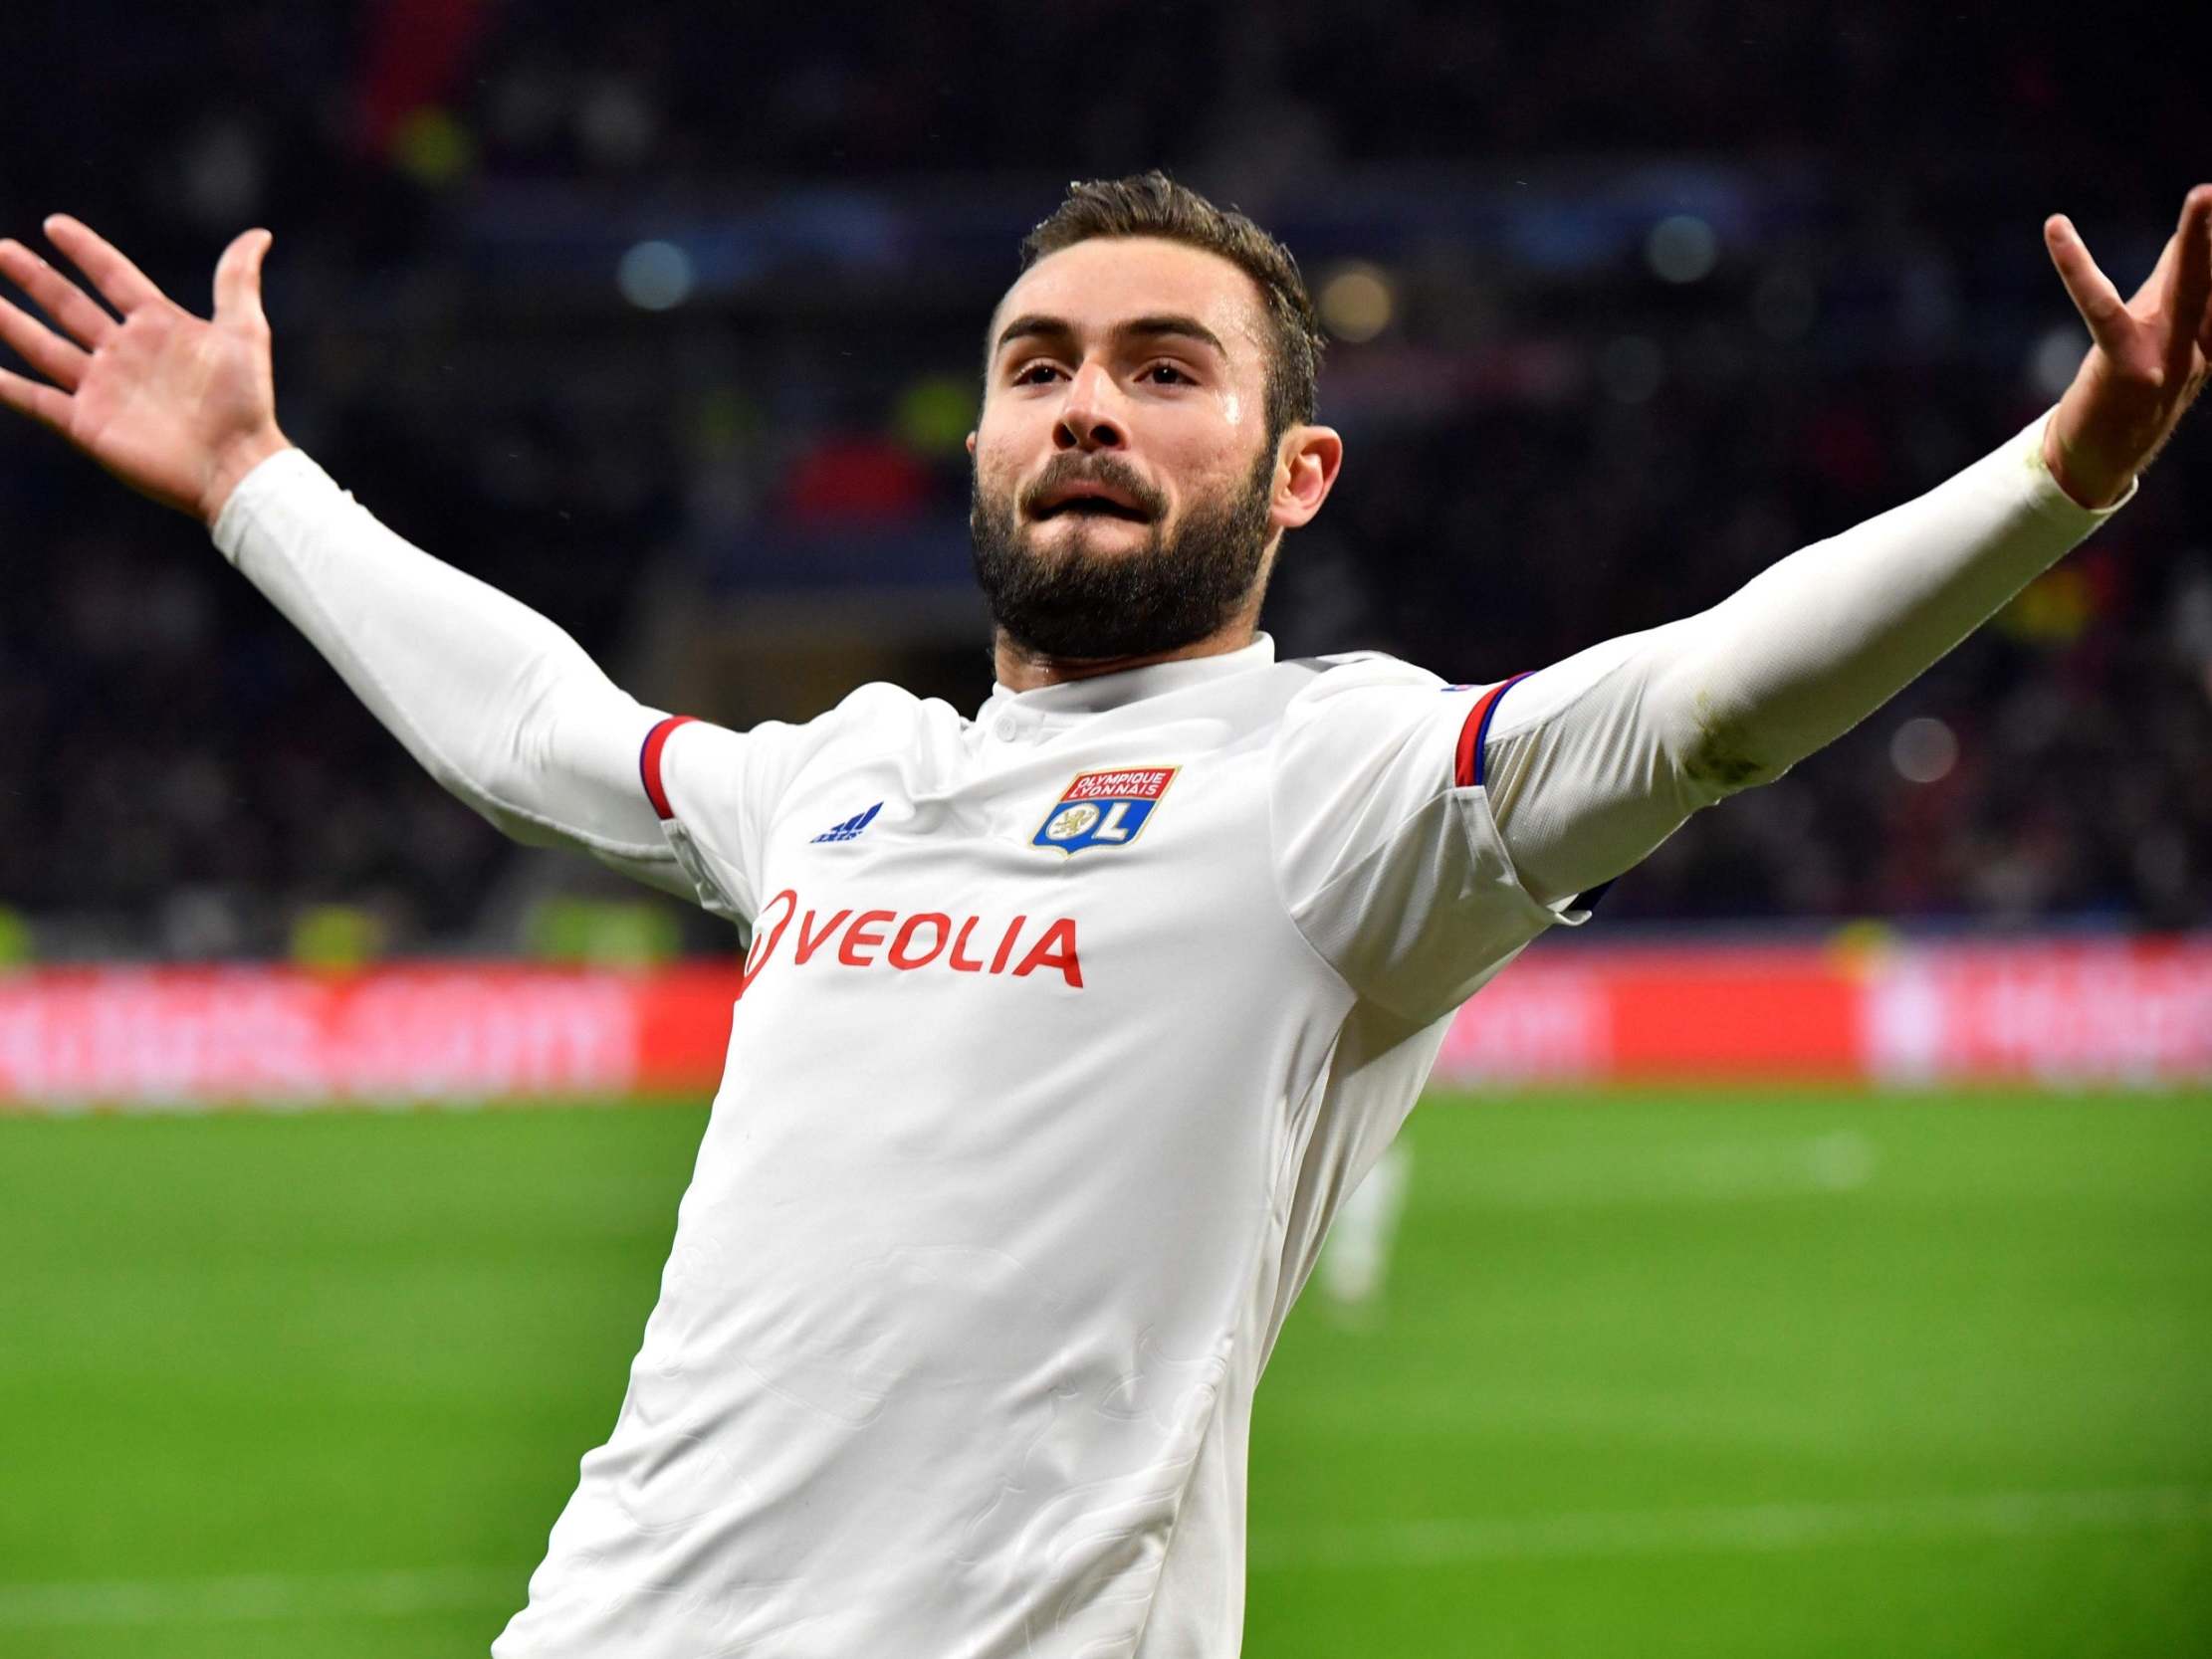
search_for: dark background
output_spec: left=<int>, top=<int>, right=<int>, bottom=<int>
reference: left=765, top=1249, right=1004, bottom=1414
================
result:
left=2, top=0, right=2204, bottom=959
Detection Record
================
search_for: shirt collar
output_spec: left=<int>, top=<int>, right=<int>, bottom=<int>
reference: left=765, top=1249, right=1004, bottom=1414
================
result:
left=976, top=634, right=1277, bottom=725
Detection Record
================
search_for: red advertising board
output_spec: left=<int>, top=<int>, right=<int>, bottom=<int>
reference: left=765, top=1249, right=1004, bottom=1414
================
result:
left=1860, top=938, right=2212, bottom=1083
left=0, top=938, right=2206, bottom=1111
left=0, top=964, right=740, bottom=1110
left=1438, top=946, right=1863, bottom=1084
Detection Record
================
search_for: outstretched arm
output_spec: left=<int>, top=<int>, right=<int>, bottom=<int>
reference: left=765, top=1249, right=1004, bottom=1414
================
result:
left=1482, top=186, right=2210, bottom=908
left=0, top=218, right=686, bottom=894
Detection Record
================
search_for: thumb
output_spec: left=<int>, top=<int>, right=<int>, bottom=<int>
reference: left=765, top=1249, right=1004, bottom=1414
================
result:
left=213, top=228, right=273, bottom=329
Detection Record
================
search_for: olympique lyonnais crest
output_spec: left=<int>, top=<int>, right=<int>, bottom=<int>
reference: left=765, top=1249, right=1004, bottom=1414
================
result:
left=1031, top=765, right=1179, bottom=855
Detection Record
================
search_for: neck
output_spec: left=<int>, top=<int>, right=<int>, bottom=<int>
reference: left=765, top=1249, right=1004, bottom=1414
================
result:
left=992, top=614, right=1260, bottom=693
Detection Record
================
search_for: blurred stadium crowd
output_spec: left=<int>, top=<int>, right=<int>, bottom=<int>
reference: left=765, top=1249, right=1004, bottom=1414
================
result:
left=1, top=1, right=2206, bottom=959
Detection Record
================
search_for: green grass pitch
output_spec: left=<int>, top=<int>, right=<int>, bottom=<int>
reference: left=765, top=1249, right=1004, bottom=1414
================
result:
left=2, top=1088, right=2208, bottom=1658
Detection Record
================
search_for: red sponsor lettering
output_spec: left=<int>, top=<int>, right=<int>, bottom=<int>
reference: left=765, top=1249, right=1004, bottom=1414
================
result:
left=888, top=914, right=951, bottom=970
left=794, top=909, right=851, bottom=964
left=1011, top=918, right=1084, bottom=988
left=739, top=891, right=798, bottom=992
left=837, top=910, right=897, bottom=966
left=727, top=894, right=1083, bottom=992
left=989, top=917, right=1027, bottom=974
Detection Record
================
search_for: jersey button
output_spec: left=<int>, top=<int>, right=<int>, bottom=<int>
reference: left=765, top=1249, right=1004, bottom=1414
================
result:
left=994, top=715, right=1018, bottom=740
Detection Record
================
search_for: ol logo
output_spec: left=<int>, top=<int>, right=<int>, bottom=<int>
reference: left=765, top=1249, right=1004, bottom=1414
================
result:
left=1032, top=765, right=1178, bottom=855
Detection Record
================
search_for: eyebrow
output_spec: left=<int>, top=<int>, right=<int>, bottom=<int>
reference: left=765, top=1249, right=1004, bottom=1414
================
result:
left=993, top=311, right=1229, bottom=362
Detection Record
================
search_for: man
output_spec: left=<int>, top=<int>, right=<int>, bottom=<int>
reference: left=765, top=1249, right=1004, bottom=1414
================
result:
left=0, top=172, right=2203, bottom=1656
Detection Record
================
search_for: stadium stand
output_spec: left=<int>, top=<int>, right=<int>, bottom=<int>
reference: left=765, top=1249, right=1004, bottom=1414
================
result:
left=0, top=2, right=2204, bottom=958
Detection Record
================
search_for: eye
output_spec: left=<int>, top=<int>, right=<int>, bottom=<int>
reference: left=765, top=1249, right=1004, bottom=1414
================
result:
left=1141, top=362, right=1194, bottom=385
left=1011, top=361, right=1062, bottom=385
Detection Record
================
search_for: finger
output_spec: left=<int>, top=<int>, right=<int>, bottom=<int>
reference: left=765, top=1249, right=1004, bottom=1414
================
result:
left=2045, top=214, right=2133, bottom=355
left=0, top=237, right=118, bottom=349
left=0, top=293, right=89, bottom=389
left=43, top=214, right=165, bottom=315
left=0, top=362, right=73, bottom=434
left=213, top=228, right=272, bottom=330
left=2164, top=184, right=2212, bottom=363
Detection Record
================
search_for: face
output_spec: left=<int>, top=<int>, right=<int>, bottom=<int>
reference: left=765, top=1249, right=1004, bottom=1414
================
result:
left=968, top=236, right=1339, bottom=662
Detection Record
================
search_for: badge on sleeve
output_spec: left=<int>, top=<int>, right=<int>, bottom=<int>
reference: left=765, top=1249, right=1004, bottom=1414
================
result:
left=1032, top=765, right=1179, bottom=855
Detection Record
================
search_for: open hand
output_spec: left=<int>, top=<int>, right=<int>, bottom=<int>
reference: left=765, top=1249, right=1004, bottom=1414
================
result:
left=2041, top=184, right=2212, bottom=510
left=0, top=217, right=289, bottom=525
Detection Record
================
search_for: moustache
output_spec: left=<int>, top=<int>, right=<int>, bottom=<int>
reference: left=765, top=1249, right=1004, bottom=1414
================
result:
left=1017, top=456, right=1168, bottom=522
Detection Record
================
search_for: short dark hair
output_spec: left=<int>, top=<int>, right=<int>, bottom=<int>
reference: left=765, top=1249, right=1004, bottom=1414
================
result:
left=1016, top=171, right=1324, bottom=442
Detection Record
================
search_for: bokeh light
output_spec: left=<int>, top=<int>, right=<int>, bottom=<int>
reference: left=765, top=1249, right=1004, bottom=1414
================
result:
left=1646, top=214, right=1718, bottom=284
left=2029, top=322, right=2087, bottom=400
left=1890, top=716, right=1960, bottom=783
left=615, top=241, right=695, bottom=311
left=1318, top=263, right=1396, bottom=342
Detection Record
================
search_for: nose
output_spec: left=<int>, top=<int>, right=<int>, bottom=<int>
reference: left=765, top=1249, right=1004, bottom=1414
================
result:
left=1054, top=361, right=1124, bottom=452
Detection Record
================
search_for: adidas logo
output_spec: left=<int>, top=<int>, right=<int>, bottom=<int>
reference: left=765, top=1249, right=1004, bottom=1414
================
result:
left=811, top=802, right=882, bottom=844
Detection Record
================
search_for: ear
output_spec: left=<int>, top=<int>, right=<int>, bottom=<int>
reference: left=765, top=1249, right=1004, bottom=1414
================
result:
left=1269, top=425, right=1343, bottom=531
left=966, top=431, right=978, bottom=457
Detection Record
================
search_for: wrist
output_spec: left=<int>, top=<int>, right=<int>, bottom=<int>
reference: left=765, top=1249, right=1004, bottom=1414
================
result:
left=198, top=427, right=293, bottom=526
left=2039, top=415, right=2132, bottom=512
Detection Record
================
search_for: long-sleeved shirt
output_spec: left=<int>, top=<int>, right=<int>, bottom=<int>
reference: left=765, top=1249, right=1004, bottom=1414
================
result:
left=210, top=414, right=2119, bottom=1658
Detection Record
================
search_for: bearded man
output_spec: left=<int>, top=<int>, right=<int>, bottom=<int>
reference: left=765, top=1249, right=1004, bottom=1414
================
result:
left=1, top=171, right=2203, bottom=1657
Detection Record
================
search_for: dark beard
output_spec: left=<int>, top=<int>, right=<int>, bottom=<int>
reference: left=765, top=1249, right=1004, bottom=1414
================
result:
left=969, top=444, right=1278, bottom=662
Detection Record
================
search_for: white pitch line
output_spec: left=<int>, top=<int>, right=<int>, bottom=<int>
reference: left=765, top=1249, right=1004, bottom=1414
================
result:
left=1451, top=1131, right=1882, bottom=1209
left=0, top=1565, right=519, bottom=1630
left=6, top=1489, right=2206, bottom=1626
left=1248, top=1485, right=2212, bottom=1571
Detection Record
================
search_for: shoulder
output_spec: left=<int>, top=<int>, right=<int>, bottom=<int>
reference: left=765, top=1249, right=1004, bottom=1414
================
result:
left=794, top=680, right=969, bottom=753
left=659, top=679, right=961, bottom=822
left=1285, top=651, right=1448, bottom=701
left=1276, top=650, right=1455, bottom=739
left=825, top=678, right=945, bottom=725
left=1266, top=651, right=1470, bottom=824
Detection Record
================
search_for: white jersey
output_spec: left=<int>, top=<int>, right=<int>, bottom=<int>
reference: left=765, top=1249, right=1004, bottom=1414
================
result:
left=207, top=417, right=2116, bottom=1658
left=495, top=642, right=1575, bottom=1657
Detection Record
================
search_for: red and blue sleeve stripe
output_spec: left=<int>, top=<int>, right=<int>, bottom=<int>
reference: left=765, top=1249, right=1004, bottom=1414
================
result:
left=1453, top=673, right=1530, bottom=788
left=639, top=715, right=698, bottom=821
left=1451, top=672, right=1619, bottom=913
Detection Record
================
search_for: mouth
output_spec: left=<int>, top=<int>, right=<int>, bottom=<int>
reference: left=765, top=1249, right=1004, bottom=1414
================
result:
left=1029, top=485, right=1154, bottom=523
